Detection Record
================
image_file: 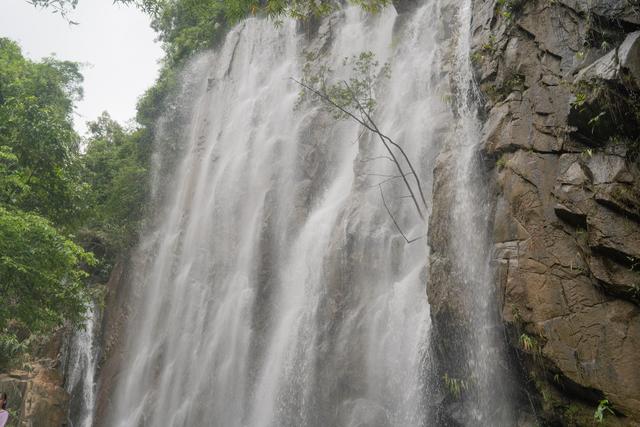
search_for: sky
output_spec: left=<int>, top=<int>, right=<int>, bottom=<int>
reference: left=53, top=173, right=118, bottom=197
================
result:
left=0, top=0, right=163, bottom=135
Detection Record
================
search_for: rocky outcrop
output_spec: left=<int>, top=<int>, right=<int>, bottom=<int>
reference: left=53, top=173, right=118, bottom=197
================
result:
left=0, top=364, right=69, bottom=427
left=0, top=257, right=134, bottom=427
left=438, top=0, right=640, bottom=424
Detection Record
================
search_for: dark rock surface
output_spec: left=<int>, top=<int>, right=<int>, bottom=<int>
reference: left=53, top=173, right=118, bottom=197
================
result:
left=427, top=0, right=640, bottom=424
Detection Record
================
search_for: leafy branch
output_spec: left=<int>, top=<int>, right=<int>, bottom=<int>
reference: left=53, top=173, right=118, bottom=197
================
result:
left=293, top=51, right=427, bottom=243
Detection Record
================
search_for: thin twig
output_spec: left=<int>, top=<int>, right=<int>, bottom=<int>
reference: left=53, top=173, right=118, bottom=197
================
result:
left=364, top=173, right=404, bottom=178
left=368, top=175, right=405, bottom=188
left=379, top=185, right=421, bottom=244
left=359, top=155, right=394, bottom=163
left=351, top=127, right=367, bottom=145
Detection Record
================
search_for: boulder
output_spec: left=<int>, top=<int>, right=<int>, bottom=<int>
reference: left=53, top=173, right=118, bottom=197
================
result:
left=577, top=32, right=640, bottom=86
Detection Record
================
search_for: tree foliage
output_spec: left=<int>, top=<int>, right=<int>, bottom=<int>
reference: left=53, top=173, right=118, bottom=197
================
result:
left=0, top=207, right=94, bottom=336
left=0, top=38, right=94, bottom=364
left=28, top=0, right=390, bottom=65
left=80, top=112, right=149, bottom=263
left=126, top=0, right=390, bottom=65
left=0, top=38, right=86, bottom=230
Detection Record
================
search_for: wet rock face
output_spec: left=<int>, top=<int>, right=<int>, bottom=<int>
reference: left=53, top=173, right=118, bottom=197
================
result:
left=558, top=0, right=640, bottom=25
left=465, top=0, right=640, bottom=423
left=0, top=366, right=69, bottom=427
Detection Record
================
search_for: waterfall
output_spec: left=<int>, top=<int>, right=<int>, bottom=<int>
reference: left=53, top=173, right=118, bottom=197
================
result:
left=101, top=1, right=515, bottom=426
left=445, top=0, right=516, bottom=423
left=63, top=304, right=99, bottom=427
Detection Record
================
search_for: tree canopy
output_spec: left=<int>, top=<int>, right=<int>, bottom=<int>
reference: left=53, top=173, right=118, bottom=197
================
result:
left=0, top=38, right=95, bottom=364
left=0, top=38, right=86, bottom=229
left=80, top=112, right=150, bottom=263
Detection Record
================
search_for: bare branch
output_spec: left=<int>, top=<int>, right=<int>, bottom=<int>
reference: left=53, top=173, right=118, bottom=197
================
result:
left=343, top=80, right=428, bottom=212
left=359, top=155, right=394, bottom=163
left=364, top=173, right=404, bottom=178
left=351, top=127, right=367, bottom=145
left=368, top=175, right=405, bottom=188
left=379, top=185, right=422, bottom=244
left=342, top=80, right=425, bottom=221
left=381, top=133, right=429, bottom=210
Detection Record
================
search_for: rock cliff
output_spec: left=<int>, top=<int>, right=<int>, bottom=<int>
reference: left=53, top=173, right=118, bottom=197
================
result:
left=0, top=334, right=70, bottom=427
left=428, top=0, right=640, bottom=425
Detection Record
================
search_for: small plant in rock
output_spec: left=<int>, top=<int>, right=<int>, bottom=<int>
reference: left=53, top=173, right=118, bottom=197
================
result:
left=496, top=154, right=508, bottom=170
left=481, top=35, right=498, bottom=54
left=574, top=229, right=588, bottom=246
left=594, top=399, right=614, bottom=424
left=519, top=333, right=536, bottom=352
left=485, top=71, right=526, bottom=103
left=511, top=306, right=524, bottom=325
left=582, top=148, right=594, bottom=158
left=571, top=90, right=588, bottom=109
left=496, top=0, right=525, bottom=20
left=7, top=407, right=19, bottom=422
left=443, top=373, right=470, bottom=399
left=541, top=388, right=551, bottom=404
left=0, top=333, right=25, bottom=366
left=504, top=72, right=526, bottom=93
left=519, top=333, right=547, bottom=365
left=471, top=51, right=484, bottom=65
left=588, top=111, right=606, bottom=131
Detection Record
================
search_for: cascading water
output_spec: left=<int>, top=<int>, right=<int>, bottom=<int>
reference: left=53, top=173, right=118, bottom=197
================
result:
left=63, top=304, right=99, bottom=427
left=100, top=0, right=513, bottom=426
left=444, top=0, right=516, bottom=423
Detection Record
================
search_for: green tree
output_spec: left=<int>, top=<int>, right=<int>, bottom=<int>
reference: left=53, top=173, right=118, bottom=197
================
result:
left=0, top=38, right=93, bottom=365
left=80, top=113, right=149, bottom=268
left=0, top=207, right=94, bottom=366
left=28, top=0, right=390, bottom=65
left=0, top=38, right=87, bottom=230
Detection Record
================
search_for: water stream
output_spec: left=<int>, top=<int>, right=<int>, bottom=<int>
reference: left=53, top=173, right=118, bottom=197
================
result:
left=448, top=0, right=516, bottom=423
left=63, top=304, right=99, bottom=427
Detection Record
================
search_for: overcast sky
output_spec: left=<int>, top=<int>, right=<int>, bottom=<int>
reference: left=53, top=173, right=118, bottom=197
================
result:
left=0, top=0, right=163, bottom=135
